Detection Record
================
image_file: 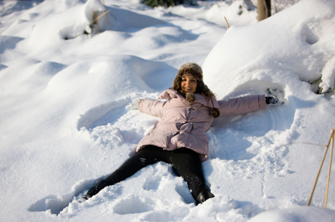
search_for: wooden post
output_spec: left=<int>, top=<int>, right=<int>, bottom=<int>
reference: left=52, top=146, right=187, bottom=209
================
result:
left=324, top=129, right=334, bottom=207
left=307, top=129, right=335, bottom=207
left=257, top=0, right=271, bottom=21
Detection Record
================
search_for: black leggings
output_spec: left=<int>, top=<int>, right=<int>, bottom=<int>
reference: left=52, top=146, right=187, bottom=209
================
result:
left=104, top=145, right=208, bottom=199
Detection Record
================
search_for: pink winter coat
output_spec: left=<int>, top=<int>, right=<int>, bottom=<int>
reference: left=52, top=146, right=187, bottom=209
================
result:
left=136, top=89, right=266, bottom=161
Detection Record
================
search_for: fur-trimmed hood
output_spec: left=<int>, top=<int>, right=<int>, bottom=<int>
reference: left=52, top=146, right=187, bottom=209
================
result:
left=176, top=63, right=203, bottom=80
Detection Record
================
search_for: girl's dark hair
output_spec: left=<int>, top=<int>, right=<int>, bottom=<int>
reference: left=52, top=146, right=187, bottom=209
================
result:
left=171, top=74, right=215, bottom=99
left=171, top=75, right=220, bottom=118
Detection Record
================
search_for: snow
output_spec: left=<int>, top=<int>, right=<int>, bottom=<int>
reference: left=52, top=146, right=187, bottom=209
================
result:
left=0, top=0, right=335, bottom=221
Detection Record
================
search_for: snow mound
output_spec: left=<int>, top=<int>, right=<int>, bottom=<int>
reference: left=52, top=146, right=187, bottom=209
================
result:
left=203, top=0, right=335, bottom=98
left=248, top=206, right=335, bottom=222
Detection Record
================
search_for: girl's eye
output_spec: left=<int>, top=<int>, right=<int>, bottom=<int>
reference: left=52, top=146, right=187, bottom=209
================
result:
left=181, top=77, right=196, bottom=83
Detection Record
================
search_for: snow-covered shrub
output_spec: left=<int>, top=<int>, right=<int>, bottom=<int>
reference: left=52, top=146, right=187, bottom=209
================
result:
left=141, top=0, right=196, bottom=8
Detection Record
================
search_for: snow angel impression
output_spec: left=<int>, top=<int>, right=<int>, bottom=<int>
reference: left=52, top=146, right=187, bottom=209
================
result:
left=82, top=63, right=283, bottom=205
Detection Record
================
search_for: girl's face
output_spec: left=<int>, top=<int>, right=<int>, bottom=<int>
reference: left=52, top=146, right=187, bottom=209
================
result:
left=181, top=74, right=197, bottom=94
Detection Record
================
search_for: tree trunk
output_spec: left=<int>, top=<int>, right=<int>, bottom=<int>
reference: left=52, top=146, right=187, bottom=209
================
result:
left=257, top=0, right=271, bottom=21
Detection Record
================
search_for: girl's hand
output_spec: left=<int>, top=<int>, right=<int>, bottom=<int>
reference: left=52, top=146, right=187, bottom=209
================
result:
left=266, top=95, right=281, bottom=105
left=265, top=89, right=285, bottom=105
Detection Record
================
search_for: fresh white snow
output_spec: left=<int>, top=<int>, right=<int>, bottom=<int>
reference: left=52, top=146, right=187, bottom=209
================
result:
left=0, top=0, right=335, bottom=221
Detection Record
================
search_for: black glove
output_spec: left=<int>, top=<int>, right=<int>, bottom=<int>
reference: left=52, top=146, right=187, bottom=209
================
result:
left=265, top=95, right=280, bottom=105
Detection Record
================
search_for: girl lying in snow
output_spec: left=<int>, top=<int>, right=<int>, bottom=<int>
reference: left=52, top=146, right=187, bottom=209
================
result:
left=82, top=63, right=282, bottom=205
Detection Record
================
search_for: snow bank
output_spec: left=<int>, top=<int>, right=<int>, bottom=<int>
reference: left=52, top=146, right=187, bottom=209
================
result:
left=19, top=0, right=106, bottom=49
left=165, top=0, right=258, bottom=27
left=203, top=0, right=335, bottom=98
left=249, top=206, right=335, bottom=222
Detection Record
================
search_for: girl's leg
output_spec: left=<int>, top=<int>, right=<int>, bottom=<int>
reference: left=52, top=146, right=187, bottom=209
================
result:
left=83, top=145, right=169, bottom=199
left=104, top=145, right=169, bottom=185
left=170, top=148, right=214, bottom=204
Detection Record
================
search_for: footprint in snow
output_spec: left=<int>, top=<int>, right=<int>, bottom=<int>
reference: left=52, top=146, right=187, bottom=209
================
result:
left=28, top=179, right=96, bottom=215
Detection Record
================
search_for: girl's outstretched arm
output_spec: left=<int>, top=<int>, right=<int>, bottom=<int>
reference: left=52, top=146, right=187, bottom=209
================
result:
left=218, top=95, right=266, bottom=117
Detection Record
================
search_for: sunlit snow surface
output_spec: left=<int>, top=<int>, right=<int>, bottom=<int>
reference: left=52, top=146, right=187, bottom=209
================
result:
left=0, top=0, right=335, bottom=221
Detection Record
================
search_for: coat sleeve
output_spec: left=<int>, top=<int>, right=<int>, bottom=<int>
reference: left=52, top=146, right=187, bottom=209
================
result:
left=138, top=99, right=165, bottom=118
left=218, top=95, right=266, bottom=117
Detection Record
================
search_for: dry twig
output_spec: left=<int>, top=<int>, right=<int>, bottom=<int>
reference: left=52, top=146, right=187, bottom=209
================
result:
left=224, top=17, right=230, bottom=29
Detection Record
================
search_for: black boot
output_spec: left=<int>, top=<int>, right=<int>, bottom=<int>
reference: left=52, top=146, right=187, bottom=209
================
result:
left=196, top=188, right=215, bottom=205
left=82, top=179, right=110, bottom=200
